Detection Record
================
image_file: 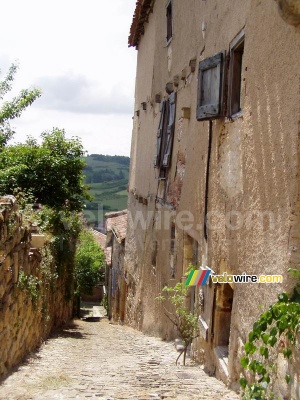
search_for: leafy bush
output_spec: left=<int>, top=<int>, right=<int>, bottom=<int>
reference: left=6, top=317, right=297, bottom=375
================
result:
left=74, top=230, right=105, bottom=296
left=0, top=129, right=91, bottom=211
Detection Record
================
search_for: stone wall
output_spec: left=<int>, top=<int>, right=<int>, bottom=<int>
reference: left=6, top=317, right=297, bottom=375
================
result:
left=0, top=196, right=73, bottom=377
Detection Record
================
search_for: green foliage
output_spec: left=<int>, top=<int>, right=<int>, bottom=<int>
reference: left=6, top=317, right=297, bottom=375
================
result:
left=37, top=205, right=82, bottom=240
left=18, top=245, right=60, bottom=319
left=157, top=279, right=199, bottom=365
left=35, top=205, right=84, bottom=300
left=0, top=129, right=91, bottom=210
left=13, top=190, right=84, bottom=312
left=39, top=245, right=59, bottom=291
left=240, top=268, right=300, bottom=399
left=10, top=182, right=86, bottom=308
left=18, top=271, right=41, bottom=306
left=0, top=63, right=41, bottom=147
left=74, top=230, right=105, bottom=296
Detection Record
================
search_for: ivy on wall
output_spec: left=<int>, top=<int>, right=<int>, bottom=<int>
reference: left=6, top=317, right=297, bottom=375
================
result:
left=240, top=268, right=300, bottom=399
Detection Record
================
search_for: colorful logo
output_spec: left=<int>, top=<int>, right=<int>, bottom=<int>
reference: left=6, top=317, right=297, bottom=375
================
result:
left=185, top=269, right=211, bottom=286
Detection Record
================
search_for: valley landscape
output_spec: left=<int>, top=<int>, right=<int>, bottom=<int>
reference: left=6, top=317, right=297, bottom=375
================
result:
left=83, top=154, right=130, bottom=229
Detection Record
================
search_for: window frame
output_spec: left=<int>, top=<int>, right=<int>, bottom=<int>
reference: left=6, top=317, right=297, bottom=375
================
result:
left=196, top=51, right=226, bottom=121
left=228, top=31, right=245, bottom=117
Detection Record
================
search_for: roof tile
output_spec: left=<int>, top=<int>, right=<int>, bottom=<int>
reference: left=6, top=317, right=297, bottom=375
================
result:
left=105, top=210, right=128, bottom=243
left=128, top=0, right=154, bottom=48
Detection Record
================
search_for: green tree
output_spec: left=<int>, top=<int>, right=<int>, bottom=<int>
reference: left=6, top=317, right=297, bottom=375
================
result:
left=0, top=128, right=91, bottom=210
left=74, top=230, right=105, bottom=296
left=0, top=63, right=41, bottom=147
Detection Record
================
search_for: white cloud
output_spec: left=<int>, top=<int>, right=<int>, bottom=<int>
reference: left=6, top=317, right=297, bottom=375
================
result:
left=10, top=108, right=133, bottom=156
left=0, top=0, right=137, bottom=156
left=35, top=73, right=134, bottom=115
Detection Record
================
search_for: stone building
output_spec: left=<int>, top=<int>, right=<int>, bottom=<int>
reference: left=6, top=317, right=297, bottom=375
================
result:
left=124, top=0, right=300, bottom=396
left=105, top=210, right=128, bottom=322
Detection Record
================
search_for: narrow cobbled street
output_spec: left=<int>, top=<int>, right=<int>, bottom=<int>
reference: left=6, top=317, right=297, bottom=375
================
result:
left=0, top=317, right=239, bottom=400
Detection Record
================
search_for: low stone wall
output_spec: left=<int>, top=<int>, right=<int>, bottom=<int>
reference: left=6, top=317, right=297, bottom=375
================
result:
left=0, top=196, right=73, bottom=377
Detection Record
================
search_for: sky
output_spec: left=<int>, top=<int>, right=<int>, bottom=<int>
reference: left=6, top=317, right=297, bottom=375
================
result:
left=0, top=0, right=137, bottom=156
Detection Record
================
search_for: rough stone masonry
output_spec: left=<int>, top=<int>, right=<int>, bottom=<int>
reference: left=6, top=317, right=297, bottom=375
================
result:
left=0, top=196, right=73, bottom=377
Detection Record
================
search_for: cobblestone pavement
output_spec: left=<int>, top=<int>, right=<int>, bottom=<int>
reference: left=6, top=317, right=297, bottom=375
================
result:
left=0, top=318, right=240, bottom=400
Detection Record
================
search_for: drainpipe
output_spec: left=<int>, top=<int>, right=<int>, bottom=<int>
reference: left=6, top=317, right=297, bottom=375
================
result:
left=204, top=120, right=213, bottom=241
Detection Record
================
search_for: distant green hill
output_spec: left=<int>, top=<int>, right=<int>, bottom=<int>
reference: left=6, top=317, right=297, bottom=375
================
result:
left=83, top=154, right=130, bottom=228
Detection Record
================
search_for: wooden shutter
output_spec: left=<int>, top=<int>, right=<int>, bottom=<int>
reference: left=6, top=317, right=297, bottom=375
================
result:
left=162, top=92, right=176, bottom=167
left=154, top=101, right=166, bottom=167
left=196, top=51, right=225, bottom=121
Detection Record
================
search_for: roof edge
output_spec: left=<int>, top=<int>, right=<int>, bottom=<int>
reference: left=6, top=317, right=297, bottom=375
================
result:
left=128, top=0, right=155, bottom=48
left=105, top=209, right=127, bottom=219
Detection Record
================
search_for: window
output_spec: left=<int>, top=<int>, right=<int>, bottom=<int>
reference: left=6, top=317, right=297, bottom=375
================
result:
left=154, top=92, right=177, bottom=169
left=228, top=32, right=245, bottom=116
left=196, top=51, right=225, bottom=120
left=166, top=0, right=173, bottom=44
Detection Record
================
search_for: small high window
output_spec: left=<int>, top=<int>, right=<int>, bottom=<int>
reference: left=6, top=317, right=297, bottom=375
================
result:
left=196, top=51, right=225, bottom=121
left=228, top=32, right=245, bottom=116
left=166, top=0, right=173, bottom=44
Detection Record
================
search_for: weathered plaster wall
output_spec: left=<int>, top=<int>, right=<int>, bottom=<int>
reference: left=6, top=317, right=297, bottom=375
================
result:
left=0, top=197, right=73, bottom=377
left=126, top=0, right=300, bottom=396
